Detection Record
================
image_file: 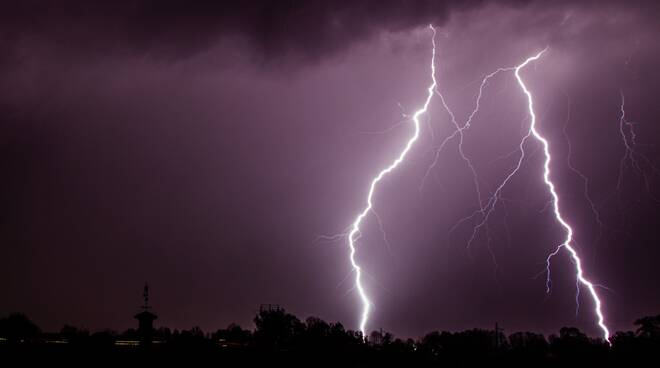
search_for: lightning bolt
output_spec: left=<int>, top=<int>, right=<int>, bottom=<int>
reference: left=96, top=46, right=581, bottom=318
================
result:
left=344, top=26, right=611, bottom=342
left=421, top=67, right=514, bottom=203
left=513, top=50, right=611, bottom=343
left=617, top=90, right=641, bottom=190
left=422, top=67, right=518, bottom=272
left=444, top=50, right=611, bottom=342
left=346, top=25, right=438, bottom=336
left=616, top=90, right=659, bottom=200
left=446, top=67, right=525, bottom=251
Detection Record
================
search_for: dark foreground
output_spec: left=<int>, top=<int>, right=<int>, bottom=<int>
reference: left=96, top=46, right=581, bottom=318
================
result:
left=2, top=309, right=660, bottom=367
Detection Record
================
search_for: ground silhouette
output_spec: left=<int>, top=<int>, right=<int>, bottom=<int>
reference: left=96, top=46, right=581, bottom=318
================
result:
left=1, top=309, right=660, bottom=366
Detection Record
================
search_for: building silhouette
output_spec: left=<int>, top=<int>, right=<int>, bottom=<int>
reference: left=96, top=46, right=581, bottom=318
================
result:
left=134, top=282, right=157, bottom=345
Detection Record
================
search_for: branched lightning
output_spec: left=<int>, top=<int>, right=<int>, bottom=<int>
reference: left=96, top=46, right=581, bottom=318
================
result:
left=513, top=50, right=610, bottom=343
left=616, top=90, right=659, bottom=200
left=421, top=67, right=514, bottom=205
left=346, top=25, right=438, bottom=336
left=422, top=65, right=530, bottom=260
left=443, top=49, right=611, bottom=342
left=421, top=67, right=520, bottom=269
left=617, top=90, right=641, bottom=190
left=342, top=26, right=612, bottom=343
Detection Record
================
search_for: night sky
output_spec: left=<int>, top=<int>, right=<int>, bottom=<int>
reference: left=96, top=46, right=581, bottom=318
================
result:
left=2, top=1, right=659, bottom=338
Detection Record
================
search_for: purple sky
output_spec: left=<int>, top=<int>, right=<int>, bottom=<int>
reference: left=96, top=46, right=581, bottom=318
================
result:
left=1, top=1, right=659, bottom=338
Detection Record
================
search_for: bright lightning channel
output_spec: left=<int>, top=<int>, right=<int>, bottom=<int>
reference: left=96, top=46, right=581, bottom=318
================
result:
left=442, top=49, right=611, bottom=343
left=513, top=50, right=611, bottom=343
left=346, top=25, right=438, bottom=337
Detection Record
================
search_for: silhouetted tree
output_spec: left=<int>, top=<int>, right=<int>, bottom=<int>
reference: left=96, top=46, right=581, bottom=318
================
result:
left=172, top=326, right=207, bottom=347
left=305, top=317, right=330, bottom=337
left=89, top=330, right=117, bottom=347
left=418, top=331, right=442, bottom=359
left=549, top=326, right=608, bottom=363
left=386, top=338, right=415, bottom=354
left=213, top=323, right=251, bottom=346
left=508, top=331, right=548, bottom=361
left=326, top=322, right=363, bottom=351
left=611, top=330, right=637, bottom=359
left=4, top=310, right=660, bottom=366
left=0, top=313, right=41, bottom=343
left=253, top=307, right=304, bottom=350
left=634, top=314, right=660, bottom=339
left=301, top=316, right=330, bottom=350
left=369, top=329, right=393, bottom=347
left=119, top=328, right=139, bottom=340
left=60, top=324, right=89, bottom=343
left=155, top=326, right=172, bottom=341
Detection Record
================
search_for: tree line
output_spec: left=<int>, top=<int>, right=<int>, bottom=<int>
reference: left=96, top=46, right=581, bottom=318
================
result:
left=1, top=309, right=659, bottom=366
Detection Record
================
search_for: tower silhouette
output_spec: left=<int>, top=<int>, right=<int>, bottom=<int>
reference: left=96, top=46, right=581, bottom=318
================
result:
left=134, top=282, right=157, bottom=345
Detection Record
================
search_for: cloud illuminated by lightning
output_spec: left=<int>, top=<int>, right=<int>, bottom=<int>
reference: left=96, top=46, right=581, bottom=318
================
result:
left=346, top=25, right=438, bottom=336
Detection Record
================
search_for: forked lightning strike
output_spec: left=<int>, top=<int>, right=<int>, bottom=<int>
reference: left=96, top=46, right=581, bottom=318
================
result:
left=343, top=26, right=611, bottom=343
left=346, top=25, right=438, bottom=336
left=514, top=50, right=611, bottom=343
left=433, top=49, right=611, bottom=342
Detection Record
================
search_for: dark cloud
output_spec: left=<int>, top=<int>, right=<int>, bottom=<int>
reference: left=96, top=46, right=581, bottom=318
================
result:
left=1, top=0, right=531, bottom=63
left=4, top=1, right=659, bottom=68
